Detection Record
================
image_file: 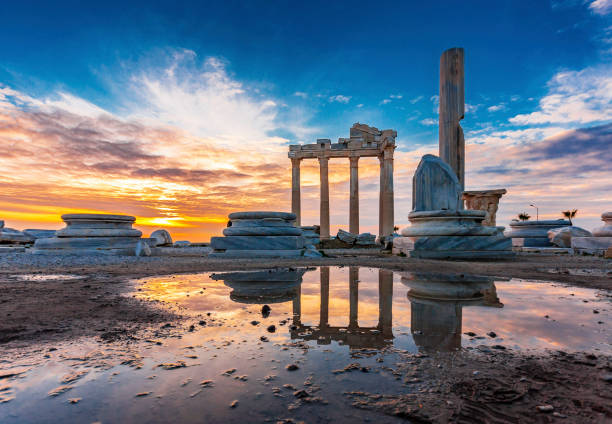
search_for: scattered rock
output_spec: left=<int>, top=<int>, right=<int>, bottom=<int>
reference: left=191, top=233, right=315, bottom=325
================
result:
left=267, top=325, right=276, bottom=333
left=222, top=369, right=237, bottom=376
left=536, top=405, right=554, bottom=413
left=48, top=385, right=73, bottom=397
left=293, top=389, right=309, bottom=399
left=157, top=361, right=187, bottom=370
left=548, top=226, right=592, bottom=248
left=261, top=305, right=271, bottom=317
left=200, top=380, right=214, bottom=387
left=174, top=240, right=191, bottom=248
left=286, top=364, right=299, bottom=371
left=260, top=336, right=269, bottom=342
left=487, top=331, right=497, bottom=338
left=464, top=332, right=477, bottom=337
left=251, top=320, right=260, bottom=326
left=135, top=391, right=151, bottom=397
left=150, top=229, right=173, bottom=246
left=229, top=400, right=239, bottom=408
left=135, top=240, right=151, bottom=257
left=68, top=398, right=81, bottom=404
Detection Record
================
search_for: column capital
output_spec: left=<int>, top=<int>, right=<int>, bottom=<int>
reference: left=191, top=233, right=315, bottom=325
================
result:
left=290, top=157, right=302, bottom=166
left=349, top=156, right=359, bottom=167
left=318, top=156, right=329, bottom=165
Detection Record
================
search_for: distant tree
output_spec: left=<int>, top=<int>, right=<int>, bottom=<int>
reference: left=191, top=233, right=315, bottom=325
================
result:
left=518, top=212, right=530, bottom=221
left=562, top=209, right=578, bottom=225
left=393, top=226, right=399, bottom=232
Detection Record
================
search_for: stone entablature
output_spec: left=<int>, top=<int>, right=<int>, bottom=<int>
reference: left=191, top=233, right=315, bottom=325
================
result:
left=288, top=123, right=397, bottom=240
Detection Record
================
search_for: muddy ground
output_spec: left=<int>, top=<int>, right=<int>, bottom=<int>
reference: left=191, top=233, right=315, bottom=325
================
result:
left=0, top=253, right=610, bottom=422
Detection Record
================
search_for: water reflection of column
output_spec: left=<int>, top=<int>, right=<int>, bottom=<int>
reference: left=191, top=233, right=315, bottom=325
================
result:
left=292, top=284, right=302, bottom=326
left=319, top=267, right=330, bottom=328
left=378, top=269, right=393, bottom=338
left=349, top=267, right=359, bottom=329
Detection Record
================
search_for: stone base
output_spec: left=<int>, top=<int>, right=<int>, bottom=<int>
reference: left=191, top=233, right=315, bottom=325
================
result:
left=0, top=246, right=26, bottom=254
left=209, top=249, right=304, bottom=258
left=32, top=237, right=155, bottom=256
left=210, top=235, right=305, bottom=250
left=572, top=237, right=612, bottom=256
left=516, top=247, right=572, bottom=255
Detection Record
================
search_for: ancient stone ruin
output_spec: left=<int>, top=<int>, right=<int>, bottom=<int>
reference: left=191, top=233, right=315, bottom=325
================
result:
left=288, top=123, right=396, bottom=241
left=210, top=211, right=320, bottom=258
left=32, top=214, right=154, bottom=255
left=396, top=155, right=513, bottom=258
left=572, top=211, right=612, bottom=255
left=505, top=219, right=571, bottom=248
left=211, top=268, right=306, bottom=304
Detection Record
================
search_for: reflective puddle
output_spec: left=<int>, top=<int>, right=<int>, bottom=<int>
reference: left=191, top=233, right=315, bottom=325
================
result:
left=1, top=267, right=610, bottom=423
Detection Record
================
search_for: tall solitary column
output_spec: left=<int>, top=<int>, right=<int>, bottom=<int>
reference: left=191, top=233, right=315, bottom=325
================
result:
left=291, top=157, right=302, bottom=226
left=319, top=266, right=330, bottom=328
left=381, top=149, right=395, bottom=237
left=349, top=156, right=359, bottom=234
left=439, top=47, right=465, bottom=190
left=378, top=156, right=384, bottom=239
left=349, top=267, right=359, bottom=329
left=319, top=156, right=330, bottom=240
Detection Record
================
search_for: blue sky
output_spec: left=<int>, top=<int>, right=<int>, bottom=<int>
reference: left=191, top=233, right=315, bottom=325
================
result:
left=0, top=1, right=610, bottom=239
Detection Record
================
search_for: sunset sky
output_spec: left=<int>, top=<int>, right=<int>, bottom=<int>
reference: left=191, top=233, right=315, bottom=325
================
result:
left=1, top=1, right=611, bottom=241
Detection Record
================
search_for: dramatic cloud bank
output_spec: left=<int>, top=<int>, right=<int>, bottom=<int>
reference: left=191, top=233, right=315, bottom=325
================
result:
left=1, top=52, right=611, bottom=240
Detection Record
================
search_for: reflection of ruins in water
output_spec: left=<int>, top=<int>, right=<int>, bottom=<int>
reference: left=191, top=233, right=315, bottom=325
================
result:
left=402, top=272, right=503, bottom=352
left=211, top=268, right=308, bottom=304
left=291, top=267, right=394, bottom=349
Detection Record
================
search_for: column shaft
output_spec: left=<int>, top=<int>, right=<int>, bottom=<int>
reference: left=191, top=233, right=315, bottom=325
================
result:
left=319, top=267, right=330, bottom=328
left=381, top=150, right=395, bottom=237
left=378, top=269, right=393, bottom=338
left=378, top=156, right=384, bottom=239
left=319, top=157, right=330, bottom=239
left=349, top=267, right=359, bottom=329
left=349, top=156, right=359, bottom=234
left=291, top=158, right=301, bottom=226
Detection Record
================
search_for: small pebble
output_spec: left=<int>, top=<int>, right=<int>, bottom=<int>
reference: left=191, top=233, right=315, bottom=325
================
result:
left=229, top=400, right=239, bottom=408
left=267, top=325, right=276, bottom=333
left=537, top=405, right=554, bottom=413
left=286, top=364, right=299, bottom=371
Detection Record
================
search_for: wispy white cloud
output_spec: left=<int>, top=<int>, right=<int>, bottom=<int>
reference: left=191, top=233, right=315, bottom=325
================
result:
left=420, top=118, right=437, bottom=126
left=380, top=99, right=391, bottom=105
left=410, top=95, right=424, bottom=104
left=389, top=94, right=403, bottom=99
left=509, top=65, right=612, bottom=125
left=590, top=0, right=612, bottom=15
left=487, top=103, right=506, bottom=112
left=293, top=91, right=308, bottom=98
left=329, top=94, right=351, bottom=104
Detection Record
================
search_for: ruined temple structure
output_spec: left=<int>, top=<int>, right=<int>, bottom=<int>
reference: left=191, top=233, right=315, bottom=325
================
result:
left=288, top=123, right=397, bottom=240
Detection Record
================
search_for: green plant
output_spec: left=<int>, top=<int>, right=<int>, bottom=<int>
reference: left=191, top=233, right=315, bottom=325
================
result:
left=393, top=226, right=399, bottom=232
left=562, top=209, right=578, bottom=225
left=518, top=212, right=530, bottom=221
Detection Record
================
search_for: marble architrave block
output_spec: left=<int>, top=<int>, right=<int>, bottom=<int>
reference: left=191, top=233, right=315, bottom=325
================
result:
left=211, top=236, right=305, bottom=251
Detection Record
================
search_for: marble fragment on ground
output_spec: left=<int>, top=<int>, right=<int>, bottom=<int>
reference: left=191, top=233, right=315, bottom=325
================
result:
left=506, top=219, right=570, bottom=247
left=150, top=229, right=173, bottom=246
left=31, top=214, right=155, bottom=256
left=210, top=211, right=321, bottom=258
left=0, top=223, right=35, bottom=244
left=572, top=212, right=612, bottom=256
left=394, top=155, right=513, bottom=259
left=547, top=226, right=591, bottom=248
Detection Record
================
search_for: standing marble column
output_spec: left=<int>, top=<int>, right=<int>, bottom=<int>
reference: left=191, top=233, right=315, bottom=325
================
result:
left=291, top=158, right=302, bottom=227
left=381, top=149, right=395, bottom=237
left=319, top=266, right=330, bottom=329
left=439, top=47, right=465, bottom=190
left=378, top=156, right=384, bottom=239
left=318, top=156, right=330, bottom=240
left=349, top=267, right=359, bottom=329
left=349, top=156, right=359, bottom=234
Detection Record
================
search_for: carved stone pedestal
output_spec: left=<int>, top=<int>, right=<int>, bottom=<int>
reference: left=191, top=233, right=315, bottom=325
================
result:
left=462, top=189, right=506, bottom=226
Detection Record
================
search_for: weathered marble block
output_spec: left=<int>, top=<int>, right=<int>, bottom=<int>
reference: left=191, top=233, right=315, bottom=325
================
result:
left=223, top=226, right=302, bottom=236
left=23, top=229, right=56, bottom=239
left=506, top=220, right=570, bottom=247
left=211, top=211, right=308, bottom=258
left=462, top=189, right=506, bottom=226
left=32, top=213, right=149, bottom=256
left=211, top=235, right=305, bottom=251
left=571, top=212, right=612, bottom=255
left=0, top=228, right=35, bottom=244
left=150, top=229, right=173, bottom=246
left=396, top=155, right=513, bottom=259
left=547, top=226, right=591, bottom=248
